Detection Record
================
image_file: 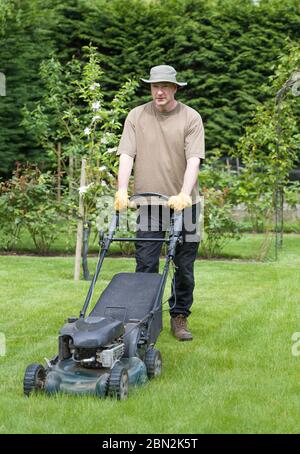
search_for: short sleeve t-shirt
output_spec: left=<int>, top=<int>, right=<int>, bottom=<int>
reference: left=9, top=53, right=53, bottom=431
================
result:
left=117, top=101, right=205, bottom=203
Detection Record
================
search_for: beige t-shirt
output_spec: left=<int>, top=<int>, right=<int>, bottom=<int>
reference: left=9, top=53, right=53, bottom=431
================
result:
left=117, top=101, right=205, bottom=203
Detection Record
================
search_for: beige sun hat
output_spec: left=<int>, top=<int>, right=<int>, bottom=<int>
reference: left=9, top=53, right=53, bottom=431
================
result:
left=141, top=65, right=187, bottom=87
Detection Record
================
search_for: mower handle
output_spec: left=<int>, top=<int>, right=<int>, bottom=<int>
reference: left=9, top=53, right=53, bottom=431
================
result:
left=129, top=192, right=169, bottom=202
left=82, top=192, right=182, bottom=318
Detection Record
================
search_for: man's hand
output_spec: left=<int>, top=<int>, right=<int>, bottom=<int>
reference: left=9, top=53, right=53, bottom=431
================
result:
left=168, top=192, right=192, bottom=211
left=114, top=189, right=129, bottom=211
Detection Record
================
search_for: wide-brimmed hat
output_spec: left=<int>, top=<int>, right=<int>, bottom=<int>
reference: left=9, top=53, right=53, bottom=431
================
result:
left=141, top=65, right=187, bottom=87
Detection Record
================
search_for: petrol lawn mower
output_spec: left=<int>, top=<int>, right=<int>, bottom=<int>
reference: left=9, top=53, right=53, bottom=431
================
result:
left=23, top=193, right=183, bottom=400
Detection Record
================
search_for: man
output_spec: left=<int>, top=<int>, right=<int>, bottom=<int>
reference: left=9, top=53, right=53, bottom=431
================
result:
left=114, top=65, right=205, bottom=341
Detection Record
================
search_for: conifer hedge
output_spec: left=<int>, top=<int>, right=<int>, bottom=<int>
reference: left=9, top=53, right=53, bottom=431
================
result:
left=1, top=0, right=300, bottom=175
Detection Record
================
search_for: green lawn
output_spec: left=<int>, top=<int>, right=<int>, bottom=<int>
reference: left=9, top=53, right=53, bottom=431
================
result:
left=0, top=235, right=300, bottom=434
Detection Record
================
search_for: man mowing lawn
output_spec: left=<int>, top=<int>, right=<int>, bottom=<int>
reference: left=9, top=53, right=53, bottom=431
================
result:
left=114, top=65, right=205, bottom=341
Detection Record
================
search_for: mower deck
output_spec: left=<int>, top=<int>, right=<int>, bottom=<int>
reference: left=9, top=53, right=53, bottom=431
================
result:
left=45, top=357, right=148, bottom=397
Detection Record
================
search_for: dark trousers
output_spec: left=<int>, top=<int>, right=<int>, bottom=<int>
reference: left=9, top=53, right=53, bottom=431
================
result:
left=135, top=203, right=200, bottom=318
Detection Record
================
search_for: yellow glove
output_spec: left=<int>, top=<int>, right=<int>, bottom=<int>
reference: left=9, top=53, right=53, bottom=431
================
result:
left=114, top=189, right=128, bottom=211
left=168, top=192, right=192, bottom=211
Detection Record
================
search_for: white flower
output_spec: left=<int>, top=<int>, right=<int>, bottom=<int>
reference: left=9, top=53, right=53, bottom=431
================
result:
left=92, top=101, right=101, bottom=111
left=79, top=185, right=88, bottom=195
left=107, top=146, right=117, bottom=153
left=101, top=136, right=108, bottom=144
left=90, top=82, right=100, bottom=91
left=84, top=127, right=91, bottom=136
left=78, top=182, right=94, bottom=195
left=92, top=115, right=102, bottom=122
left=101, top=180, right=107, bottom=187
left=99, top=165, right=107, bottom=171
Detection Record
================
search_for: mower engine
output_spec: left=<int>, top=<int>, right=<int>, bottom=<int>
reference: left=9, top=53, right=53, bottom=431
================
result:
left=71, top=342, right=125, bottom=368
left=58, top=315, right=126, bottom=369
left=97, top=343, right=125, bottom=367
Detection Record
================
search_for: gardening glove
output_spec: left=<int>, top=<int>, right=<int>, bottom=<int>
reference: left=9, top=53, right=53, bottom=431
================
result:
left=168, top=192, right=192, bottom=211
left=114, top=188, right=129, bottom=211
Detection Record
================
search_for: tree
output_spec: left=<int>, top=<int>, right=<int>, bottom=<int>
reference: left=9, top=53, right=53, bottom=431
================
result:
left=21, top=44, right=138, bottom=227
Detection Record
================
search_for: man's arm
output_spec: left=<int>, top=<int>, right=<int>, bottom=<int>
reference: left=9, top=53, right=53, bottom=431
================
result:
left=117, top=153, right=134, bottom=190
left=114, top=153, right=134, bottom=211
left=168, top=157, right=200, bottom=211
left=181, top=157, right=200, bottom=196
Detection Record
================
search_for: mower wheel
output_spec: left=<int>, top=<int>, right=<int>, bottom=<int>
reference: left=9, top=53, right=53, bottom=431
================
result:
left=144, top=348, right=162, bottom=379
left=23, top=363, right=46, bottom=396
left=107, top=364, right=129, bottom=400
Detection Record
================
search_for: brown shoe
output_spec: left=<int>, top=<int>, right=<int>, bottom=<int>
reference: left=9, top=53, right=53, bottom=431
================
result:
left=170, top=315, right=193, bottom=341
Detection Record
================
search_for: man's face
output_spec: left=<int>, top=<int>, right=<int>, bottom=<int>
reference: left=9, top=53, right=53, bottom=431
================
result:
left=151, top=82, right=177, bottom=110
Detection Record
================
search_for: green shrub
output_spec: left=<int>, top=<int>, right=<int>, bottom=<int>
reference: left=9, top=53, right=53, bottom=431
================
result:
left=0, top=164, right=69, bottom=254
left=199, top=151, right=241, bottom=257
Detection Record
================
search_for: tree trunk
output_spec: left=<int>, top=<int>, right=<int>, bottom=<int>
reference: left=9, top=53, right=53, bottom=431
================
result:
left=82, top=221, right=91, bottom=280
left=74, top=158, right=86, bottom=281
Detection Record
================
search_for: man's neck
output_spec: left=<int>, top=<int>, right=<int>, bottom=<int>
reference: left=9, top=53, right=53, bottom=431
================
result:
left=154, top=100, right=178, bottom=113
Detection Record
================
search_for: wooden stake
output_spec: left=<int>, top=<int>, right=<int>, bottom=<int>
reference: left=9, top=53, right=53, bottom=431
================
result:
left=226, top=157, right=230, bottom=173
left=74, top=158, right=86, bottom=281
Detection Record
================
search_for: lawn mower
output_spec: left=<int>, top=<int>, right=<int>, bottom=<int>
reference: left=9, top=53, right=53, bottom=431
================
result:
left=23, top=192, right=183, bottom=400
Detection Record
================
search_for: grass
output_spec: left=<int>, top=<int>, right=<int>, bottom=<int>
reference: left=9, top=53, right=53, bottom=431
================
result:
left=0, top=234, right=300, bottom=433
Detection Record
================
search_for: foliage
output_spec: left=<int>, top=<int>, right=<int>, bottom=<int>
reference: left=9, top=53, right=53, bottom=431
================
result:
left=233, top=41, right=300, bottom=231
left=1, top=42, right=138, bottom=254
left=200, top=187, right=241, bottom=258
left=2, top=0, right=300, bottom=175
left=0, top=163, right=69, bottom=253
left=116, top=209, right=137, bottom=256
left=199, top=151, right=241, bottom=257
left=77, top=48, right=138, bottom=228
left=1, top=0, right=300, bottom=258
left=284, top=181, right=300, bottom=209
left=22, top=44, right=138, bottom=233
left=0, top=175, right=22, bottom=250
left=0, top=0, right=57, bottom=175
left=86, top=0, right=300, bottom=153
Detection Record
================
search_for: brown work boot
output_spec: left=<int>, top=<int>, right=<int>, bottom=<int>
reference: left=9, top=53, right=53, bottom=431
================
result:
left=170, top=315, right=193, bottom=341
